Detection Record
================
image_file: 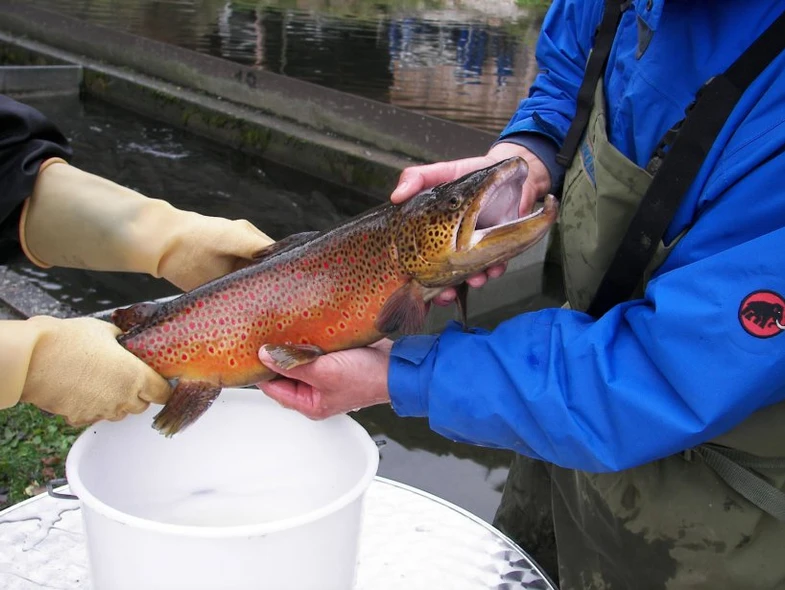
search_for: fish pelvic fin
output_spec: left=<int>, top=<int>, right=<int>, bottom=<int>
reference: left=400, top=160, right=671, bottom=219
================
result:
left=264, top=344, right=325, bottom=371
left=153, top=381, right=222, bottom=437
left=375, top=282, right=428, bottom=335
left=111, top=302, right=161, bottom=333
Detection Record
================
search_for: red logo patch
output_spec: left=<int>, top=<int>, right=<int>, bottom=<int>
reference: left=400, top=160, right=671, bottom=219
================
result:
left=738, top=290, right=785, bottom=338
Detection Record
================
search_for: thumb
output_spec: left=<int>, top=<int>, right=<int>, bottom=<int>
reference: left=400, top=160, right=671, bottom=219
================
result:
left=390, top=169, right=425, bottom=204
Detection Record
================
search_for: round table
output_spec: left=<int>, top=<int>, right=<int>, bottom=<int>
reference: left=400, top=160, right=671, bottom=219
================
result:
left=0, top=476, right=555, bottom=589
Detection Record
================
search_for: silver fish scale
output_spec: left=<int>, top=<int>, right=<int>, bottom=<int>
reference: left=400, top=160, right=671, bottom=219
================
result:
left=0, top=477, right=555, bottom=590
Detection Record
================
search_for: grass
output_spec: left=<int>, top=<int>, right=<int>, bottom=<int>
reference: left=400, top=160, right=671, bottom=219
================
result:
left=0, top=403, right=84, bottom=511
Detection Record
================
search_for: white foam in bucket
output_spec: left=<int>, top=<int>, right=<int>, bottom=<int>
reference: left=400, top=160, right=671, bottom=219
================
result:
left=65, top=388, right=380, bottom=590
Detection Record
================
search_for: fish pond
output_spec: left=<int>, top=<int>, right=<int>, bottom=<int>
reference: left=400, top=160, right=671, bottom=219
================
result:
left=25, top=0, right=550, bottom=133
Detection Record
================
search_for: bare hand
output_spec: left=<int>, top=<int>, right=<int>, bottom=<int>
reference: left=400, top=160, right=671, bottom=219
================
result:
left=390, top=143, right=552, bottom=305
left=256, top=340, right=393, bottom=420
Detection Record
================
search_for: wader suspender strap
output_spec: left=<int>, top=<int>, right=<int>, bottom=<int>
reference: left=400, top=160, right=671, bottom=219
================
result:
left=691, top=444, right=785, bottom=522
left=586, top=9, right=785, bottom=318
left=555, top=0, right=631, bottom=167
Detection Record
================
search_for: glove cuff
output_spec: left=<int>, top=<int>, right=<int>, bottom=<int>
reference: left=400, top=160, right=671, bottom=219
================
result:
left=18, top=157, right=69, bottom=268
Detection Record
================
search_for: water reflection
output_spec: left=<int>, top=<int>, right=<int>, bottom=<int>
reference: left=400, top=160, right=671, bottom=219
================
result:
left=26, top=0, right=547, bottom=132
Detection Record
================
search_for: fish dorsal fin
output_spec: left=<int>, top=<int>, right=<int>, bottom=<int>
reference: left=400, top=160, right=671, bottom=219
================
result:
left=111, top=302, right=161, bottom=333
left=251, top=231, right=321, bottom=263
left=375, top=282, right=428, bottom=335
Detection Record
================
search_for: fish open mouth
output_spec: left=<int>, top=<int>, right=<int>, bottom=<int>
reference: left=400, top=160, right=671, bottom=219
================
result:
left=457, top=158, right=529, bottom=251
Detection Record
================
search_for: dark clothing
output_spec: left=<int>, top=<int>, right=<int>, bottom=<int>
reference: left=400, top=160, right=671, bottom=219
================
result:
left=0, top=96, right=71, bottom=263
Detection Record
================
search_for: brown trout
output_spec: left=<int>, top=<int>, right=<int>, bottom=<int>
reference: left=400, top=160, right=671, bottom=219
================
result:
left=112, top=157, right=558, bottom=436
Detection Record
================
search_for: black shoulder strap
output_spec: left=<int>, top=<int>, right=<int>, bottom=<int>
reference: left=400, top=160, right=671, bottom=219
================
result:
left=586, top=9, right=785, bottom=318
left=556, top=0, right=631, bottom=167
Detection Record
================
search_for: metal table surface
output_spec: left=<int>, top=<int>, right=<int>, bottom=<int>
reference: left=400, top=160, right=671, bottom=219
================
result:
left=0, top=476, right=556, bottom=590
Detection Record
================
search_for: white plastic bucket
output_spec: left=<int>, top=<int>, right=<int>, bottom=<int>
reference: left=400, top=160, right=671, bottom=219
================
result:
left=65, top=387, right=379, bottom=590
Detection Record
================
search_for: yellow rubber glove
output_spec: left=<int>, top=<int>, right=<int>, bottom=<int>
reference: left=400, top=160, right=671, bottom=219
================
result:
left=0, top=316, right=171, bottom=426
left=19, top=159, right=274, bottom=291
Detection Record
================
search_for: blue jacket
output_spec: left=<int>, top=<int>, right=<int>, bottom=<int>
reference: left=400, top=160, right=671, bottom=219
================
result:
left=388, top=0, right=785, bottom=472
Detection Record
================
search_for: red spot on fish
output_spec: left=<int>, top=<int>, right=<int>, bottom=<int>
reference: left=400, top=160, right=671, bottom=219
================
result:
left=241, top=334, right=247, bottom=340
left=383, top=274, right=389, bottom=280
left=363, top=234, right=369, bottom=241
left=342, top=311, right=350, bottom=319
left=345, top=285, right=351, bottom=292
left=350, top=256, right=355, bottom=263
left=163, top=325, right=171, bottom=333
left=274, top=285, right=280, bottom=292
left=327, top=327, right=336, bottom=335
left=156, top=336, right=163, bottom=342
left=221, top=294, right=229, bottom=301
left=189, top=322, right=196, bottom=330
left=166, top=347, right=173, bottom=354
left=229, top=358, right=236, bottom=367
left=319, top=299, right=324, bottom=305
left=197, top=301, right=205, bottom=308
left=339, top=322, right=346, bottom=330
left=300, top=338, right=310, bottom=344
left=287, top=296, right=293, bottom=303
left=208, top=346, right=215, bottom=354
left=296, top=272, right=303, bottom=280
left=146, top=350, right=154, bottom=357
left=336, top=256, right=342, bottom=264
left=219, top=318, right=225, bottom=325
left=276, top=322, right=283, bottom=330
left=323, top=262, right=329, bottom=269
left=185, top=307, right=192, bottom=314
left=181, top=353, right=188, bottom=361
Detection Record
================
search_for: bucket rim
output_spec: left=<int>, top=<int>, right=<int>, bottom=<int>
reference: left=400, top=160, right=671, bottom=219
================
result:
left=65, top=388, right=380, bottom=538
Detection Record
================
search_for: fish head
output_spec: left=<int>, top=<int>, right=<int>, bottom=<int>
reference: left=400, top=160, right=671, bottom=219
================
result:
left=394, top=156, right=558, bottom=288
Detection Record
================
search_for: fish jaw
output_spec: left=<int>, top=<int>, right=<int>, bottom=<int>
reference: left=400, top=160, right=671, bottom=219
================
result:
left=455, top=157, right=529, bottom=252
left=451, top=194, right=559, bottom=272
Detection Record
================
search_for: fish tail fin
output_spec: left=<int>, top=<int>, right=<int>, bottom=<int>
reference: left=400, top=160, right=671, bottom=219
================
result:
left=153, top=381, right=222, bottom=437
left=111, top=302, right=161, bottom=332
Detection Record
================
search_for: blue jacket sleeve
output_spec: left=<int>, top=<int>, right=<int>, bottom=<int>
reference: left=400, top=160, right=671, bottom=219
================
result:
left=497, top=0, right=603, bottom=148
left=389, top=116, right=785, bottom=473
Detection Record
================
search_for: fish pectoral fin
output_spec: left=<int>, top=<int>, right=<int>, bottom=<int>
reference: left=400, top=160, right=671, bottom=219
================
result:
left=454, top=282, right=470, bottom=332
left=152, top=381, right=222, bottom=438
left=250, top=231, right=321, bottom=262
left=375, top=282, right=428, bottom=335
left=111, top=302, right=161, bottom=333
left=264, top=344, right=325, bottom=371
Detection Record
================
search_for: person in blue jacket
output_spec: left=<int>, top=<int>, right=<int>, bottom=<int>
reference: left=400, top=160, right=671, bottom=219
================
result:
left=257, top=1, right=785, bottom=587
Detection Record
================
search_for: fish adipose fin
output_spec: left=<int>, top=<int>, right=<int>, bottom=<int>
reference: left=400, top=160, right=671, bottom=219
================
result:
left=375, top=282, right=428, bottom=335
left=153, top=381, right=222, bottom=437
left=250, top=231, right=320, bottom=262
left=264, top=344, right=325, bottom=370
left=111, top=302, right=160, bottom=332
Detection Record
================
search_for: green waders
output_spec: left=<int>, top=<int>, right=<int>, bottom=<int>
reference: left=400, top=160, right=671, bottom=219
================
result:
left=493, top=5, right=785, bottom=588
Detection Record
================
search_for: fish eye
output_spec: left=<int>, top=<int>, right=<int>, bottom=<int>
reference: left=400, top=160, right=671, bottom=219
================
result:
left=448, top=196, right=461, bottom=209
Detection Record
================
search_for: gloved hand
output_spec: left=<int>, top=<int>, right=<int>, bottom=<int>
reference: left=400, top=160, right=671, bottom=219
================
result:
left=19, top=159, right=274, bottom=291
left=0, top=316, right=171, bottom=426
